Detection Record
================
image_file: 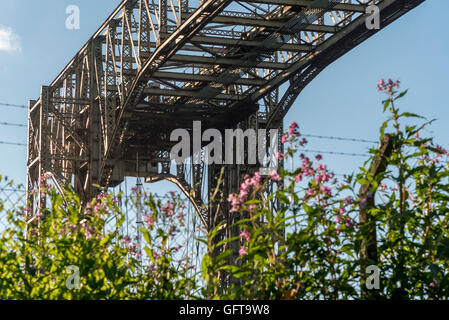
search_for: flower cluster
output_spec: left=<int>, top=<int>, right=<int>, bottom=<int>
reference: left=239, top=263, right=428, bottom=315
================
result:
left=161, top=201, right=175, bottom=217
left=282, top=121, right=301, bottom=144
left=335, top=207, right=353, bottom=236
left=227, top=172, right=262, bottom=213
left=377, top=78, right=400, bottom=94
left=288, top=121, right=300, bottom=136
left=238, top=229, right=251, bottom=256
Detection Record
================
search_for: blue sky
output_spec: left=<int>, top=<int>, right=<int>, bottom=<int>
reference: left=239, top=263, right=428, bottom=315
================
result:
left=0, top=0, right=448, bottom=192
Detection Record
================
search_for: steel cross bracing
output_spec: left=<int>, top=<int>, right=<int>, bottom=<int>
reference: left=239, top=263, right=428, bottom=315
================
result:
left=27, top=0, right=424, bottom=273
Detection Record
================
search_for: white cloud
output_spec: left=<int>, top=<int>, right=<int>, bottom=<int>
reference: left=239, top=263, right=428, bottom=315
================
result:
left=0, top=26, right=21, bottom=53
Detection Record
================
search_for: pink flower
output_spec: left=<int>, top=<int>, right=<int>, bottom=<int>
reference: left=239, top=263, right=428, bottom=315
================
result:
left=345, top=218, right=351, bottom=227
left=275, top=152, right=284, bottom=160
left=239, top=187, right=249, bottom=199
left=270, top=170, right=282, bottom=181
left=294, top=173, right=302, bottom=183
left=321, top=186, right=332, bottom=196
left=144, top=215, right=154, bottom=227
left=252, top=172, right=262, bottom=185
left=240, top=230, right=251, bottom=242
left=343, top=196, right=353, bottom=205
left=281, top=134, right=288, bottom=144
left=377, top=78, right=400, bottom=93
left=227, top=194, right=241, bottom=213
left=123, top=236, right=131, bottom=244
left=85, top=226, right=94, bottom=240
left=360, top=197, right=367, bottom=209
left=339, top=207, right=345, bottom=215
left=239, top=246, right=248, bottom=256
left=335, top=216, right=341, bottom=224
left=288, top=121, right=299, bottom=136
left=161, top=202, right=175, bottom=217
left=430, top=282, right=435, bottom=288
left=315, top=154, right=322, bottom=161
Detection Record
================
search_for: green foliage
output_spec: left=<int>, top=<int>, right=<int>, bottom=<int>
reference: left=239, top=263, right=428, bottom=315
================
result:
left=0, top=82, right=447, bottom=300
left=202, top=85, right=449, bottom=300
left=0, top=185, right=199, bottom=299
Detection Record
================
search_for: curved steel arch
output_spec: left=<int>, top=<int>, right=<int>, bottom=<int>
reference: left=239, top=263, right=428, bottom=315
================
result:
left=145, top=173, right=208, bottom=227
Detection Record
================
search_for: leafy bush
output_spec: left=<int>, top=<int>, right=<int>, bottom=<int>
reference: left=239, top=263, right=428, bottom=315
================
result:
left=0, top=79, right=447, bottom=299
left=0, top=186, right=199, bottom=299
left=203, top=79, right=449, bottom=300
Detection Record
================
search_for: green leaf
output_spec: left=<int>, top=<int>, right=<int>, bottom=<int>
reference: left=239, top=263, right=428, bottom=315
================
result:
left=144, top=247, right=155, bottom=264
left=380, top=120, right=388, bottom=138
left=395, top=89, right=408, bottom=100
left=400, top=112, right=425, bottom=119
left=383, top=99, right=391, bottom=112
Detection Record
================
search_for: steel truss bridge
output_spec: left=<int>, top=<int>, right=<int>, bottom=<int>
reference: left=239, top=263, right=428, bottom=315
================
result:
left=27, top=0, right=424, bottom=285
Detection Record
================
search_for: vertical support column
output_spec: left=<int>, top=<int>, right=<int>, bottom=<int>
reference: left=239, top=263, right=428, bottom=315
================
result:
left=26, top=99, right=37, bottom=213
left=121, top=3, right=133, bottom=92
left=159, top=0, right=168, bottom=44
left=207, top=112, right=262, bottom=291
left=139, top=0, right=152, bottom=59
left=193, top=162, right=203, bottom=202
left=87, top=40, right=103, bottom=202
left=180, top=0, right=189, bottom=24
left=105, top=21, right=119, bottom=152
left=208, top=162, right=238, bottom=291
left=38, top=86, right=50, bottom=211
left=176, top=163, right=185, bottom=180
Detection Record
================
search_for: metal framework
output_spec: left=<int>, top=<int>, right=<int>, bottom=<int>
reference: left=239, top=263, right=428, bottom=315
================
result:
left=27, top=0, right=424, bottom=286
